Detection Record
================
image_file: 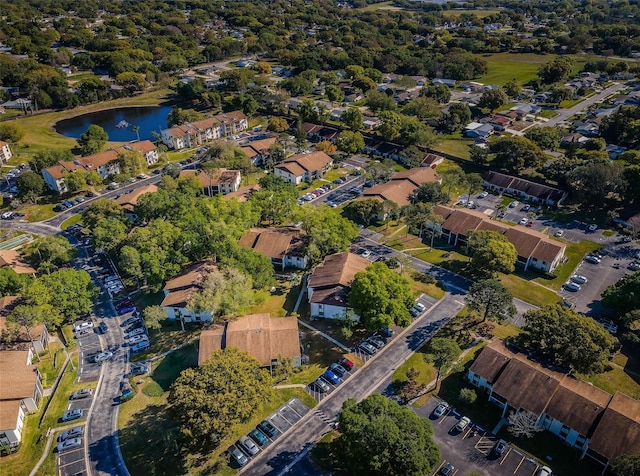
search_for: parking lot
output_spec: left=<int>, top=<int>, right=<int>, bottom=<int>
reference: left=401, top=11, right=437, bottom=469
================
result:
left=418, top=398, right=546, bottom=476
left=56, top=431, right=86, bottom=476
left=228, top=398, right=310, bottom=468
left=306, top=360, right=358, bottom=402
left=76, top=327, right=103, bottom=383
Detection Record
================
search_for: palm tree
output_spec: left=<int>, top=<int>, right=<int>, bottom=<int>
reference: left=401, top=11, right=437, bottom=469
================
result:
left=132, top=125, right=140, bottom=142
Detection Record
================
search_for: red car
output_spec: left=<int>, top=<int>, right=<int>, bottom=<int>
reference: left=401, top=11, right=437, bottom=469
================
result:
left=338, top=357, right=354, bottom=371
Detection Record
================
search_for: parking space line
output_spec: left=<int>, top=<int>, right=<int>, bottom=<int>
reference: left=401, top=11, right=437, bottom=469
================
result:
left=431, top=461, right=446, bottom=475
left=513, top=455, right=525, bottom=474
left=462, top=427, right=473, bottom=439
left=58, top=456, right=85, bottom=468
left=500, top=447, right=512, bottom=465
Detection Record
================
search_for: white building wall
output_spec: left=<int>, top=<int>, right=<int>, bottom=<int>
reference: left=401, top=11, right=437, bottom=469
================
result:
left=162, top=305, right=212, bottom=323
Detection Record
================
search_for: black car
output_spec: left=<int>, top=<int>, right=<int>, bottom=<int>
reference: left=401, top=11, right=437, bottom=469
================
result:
left=129, top=363, right=149, bottom=375
left=493, top=439, right=508, bottom=456
left=257, top=420, right=278, bottom=437
left=121, top=316, right=139, bottom=328
left=98, top=322, right=108, bottom=334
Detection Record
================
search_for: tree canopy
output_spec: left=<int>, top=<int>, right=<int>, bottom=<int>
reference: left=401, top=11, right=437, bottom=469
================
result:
left=465, top=279, right=516, bottom=323
left=519, top=305, right=617, bottom=373
left=331, top=394, right=440, bottom=476
left=170, top=348, right=273, bottom=449
left=77, top=124, right=108, bottom=156
left=602, top=271, right=640, bottom=315
left=349, top=262, right=413, bottom=330
left=467, top=230, right=518, bottom=276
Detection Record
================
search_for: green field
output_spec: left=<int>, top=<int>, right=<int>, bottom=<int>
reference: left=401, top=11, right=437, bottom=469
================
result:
left=475, top=53, right=589, bottom=86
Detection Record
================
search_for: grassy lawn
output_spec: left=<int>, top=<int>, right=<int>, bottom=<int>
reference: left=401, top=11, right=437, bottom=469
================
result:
left=524, top=239, right=600, bottom=290
left=60, top=214, right=82, bottom=230
left=476, top=53, right=588, bottom=86
left=119, top=342, right=316, bottom=476
left=246, top=280, right=301, bottom=318
left=35, top=341, right=65, bottom=388
left=432, top=139, right=472, bottom=160
left=129, top=321, right=202, bottom=363
left=285, top=330, right=346, bottom=385
left=406, top=269, right=446, bottom=300
left=23, top=203, right=57, bottom=222
left=538, top=109, right=559, bottom=119
left=578, top=365, right=640, bottom=399
left=7, top=88, right=173, bottom=159
left=392, top=352, right=436, bottom=392
left=498, top=273, right=561, bottom=307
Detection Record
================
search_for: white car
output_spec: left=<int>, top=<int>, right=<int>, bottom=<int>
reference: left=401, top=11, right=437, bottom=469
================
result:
left=537, top=466, right=552, bottom=476
left=92, top=351, right=113, bottom=363
left=433, top=402, right=449, bottom=418
left=57, top=437, right=82, bottom=452
left=554, top=230, right=564, bottom=237
left=519, top=217, right=528, bottom=225
left=361, top=250, right=371, bottom=258
left=509, top=201, right=519, bottom=208
left=478, top=191, right=488, bottom=198
left=127, top=334, right=149, bottom=345
left=585, top=255, right=601, bottom=264
left=455, top=416, right=471, bottom=432
left=136, top=174, right=148, bottom=179
left=57, top=426, right=84, bottom=442
left=238, top=435, right=259, bottom=456
left=564, top=281, right=581, bottom=292
left=73, top=321, right=94, bottom=332
left=587, top=224, right=598, bottom=232
left=570, top=275, right=587, bottom=284
left=415, top=302, right=426, bottom=313
left=127, top=327, right=146, bottom=337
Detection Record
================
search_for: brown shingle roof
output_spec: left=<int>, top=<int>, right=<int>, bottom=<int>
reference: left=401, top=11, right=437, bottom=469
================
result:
left=589, top=392, right=640, bottom=461
left=198, top=314, right=300, bottom=367
left=160, top=288, right=196, bottom=308
left=392, top=167, right=440, bottom=186
left=308, top=252, right=369, bottom=289
left=115, top=184, right=158, bottom=211
left=163, top=262, right=215, bottom=292
left=363, top=180, right=417, bottom=207
left=284, top=151, right=333, bottom=173
left=225, top=184, right=260, bottom=202
left=275, top=161, right=307, bottom=177
left=468, top=341, right=514, bottom=384
left=238, top=228, right=306, bottom=260
left=0, top=399, right=22, bottom=430
left=544, top=378, right=612, bottom=437
left=179, top=168, right=240, bottom=188
left=0, top=350, right=38, bottom=400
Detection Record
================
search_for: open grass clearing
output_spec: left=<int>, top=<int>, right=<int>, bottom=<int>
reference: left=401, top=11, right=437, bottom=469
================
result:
left=246, top=279, right=300, bottom=318
left=498, top=273, right=561, bottom=307
left=578, top=365, right=640, bottom=400
left=407, top=269, right=446, bottom=300
left=129, top=320, right=201, bottom=363
left=475, top=53, right=589, bottom=86
left=392, top=352, right=437, bottom=392
left=432, top=138, right=472, bottom=160
left=60, top=214, right=82, bottom=230
left=23, top=203, right=57, bottom=222
left=35, top=341, right=65, bottom=389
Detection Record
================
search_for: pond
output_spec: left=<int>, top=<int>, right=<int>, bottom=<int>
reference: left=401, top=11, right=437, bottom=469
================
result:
left=54, top=105, right=172, bottom=142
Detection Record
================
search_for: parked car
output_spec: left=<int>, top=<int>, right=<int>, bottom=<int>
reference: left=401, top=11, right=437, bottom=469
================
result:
left=57, top=426, right=84, bottom=442
left=92, top=351, right=113, bottom=363
left=118, top=305, right=136, bottom=315
left=57, top=437, right=82, bottom=453
left=120, top=316, right=139, bottom=327
left=414, top=302, right=426, bottom=313
left=338, top=357, right=354, bottom=371
left=73, top=321, right=93, bottom=332
left=570, top=275, right=588, bottom=284
left=564, top=281, right=581, bottom=292
left=62, top=409, right=83, bottom=422
left=70, top=388, right=93, bottom=400
left=629, top=262, right=640, bottom=271
left=536, top=466, right=552, bottom=476
left=361, top=249, right=371, bottom=258
left=439, top=462, right=455, bottom=476
left=433, top=402, right=449, bottom=418
left=478, top=191, right=488, bottom=198
left=554, top=230, right=564, bottom=237
left=228, top=444, right=249, bottom=467
left=127, top=327, right=146, bottom=337
left=359, top=341, right=377, bottom=355
left=314, top=378, right=330, bottom=393
left=368, top=336, right=385, bottom=349
left=98, top=322, right=108, bottom=334
left=521, top=204, right=531, bottom=212
left=519, top=217, right=528, bottom=225
left=410, top=307, right=420, bottom=318
left=379, top=327, right=394, bottom=338
left=238, top=435, right=259, bottom=455
left=129, top=363, right=149, bottom=375
left=455, top=416, right=471, bottom=432
left=329, top=362, right=346, bottom=378
left=588, top=224, right=598, bottom=232
left=322, top=369, right=341, bottom=385
left=493, top=439, right=508, bottom=456
left=249, top=428, right=269, bottom=446
left=585, top=255, right=601, bottom=264
left=258, top=420, right=279, bottom=437
left=130, top=341, right=150, bottom=353
left=127, top=334, right=149, bottom=345
left=509, top=201, right=519, bottom=208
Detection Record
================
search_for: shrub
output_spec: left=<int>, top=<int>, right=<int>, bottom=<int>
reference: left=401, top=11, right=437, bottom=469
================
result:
left=459, top=387, right=477, bottom=404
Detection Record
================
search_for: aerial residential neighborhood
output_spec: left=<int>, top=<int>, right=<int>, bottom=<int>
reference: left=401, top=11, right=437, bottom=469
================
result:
left=0, top=0, right=640, bottom=476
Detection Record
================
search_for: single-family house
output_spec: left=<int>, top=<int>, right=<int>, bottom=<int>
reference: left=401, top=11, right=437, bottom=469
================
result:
left=511, top=104, right=542, bottom=116
left=435, top=205, right=566, bottom=272
left=307, top=252, right=370, bottom=320
left=0, top=250, right=36, bottom=276
left=179, top=168, right=241, bottom=196
left=0, top=141, right=12, bottom=164
left=303, top=123, right=341, bottom=142
left=467, top=341, right=640, bottom=470
left=238, top=228, right=308, bottom=271
left=160, top=111, right=248, bottom=150
left=160, top=262, right=216, bottom=323
left=362, top=117, right=381, bottom=130
left=433, top=78, right=457, bottom=88
left=0, top=350, right=43, bottom=450
left=461, top=81, right=484, bottom=93
left=484, top=171, right=568, bottom=206
left=464, top=122, right=494, bottom=139
left=606, top=144, right=627, bottom=160
left=241, top=137, right=277, bottom=166
left=575, top=121, right=600, bottom=137
left=274, top=151, right=333, bottom=185
left=489, top=115, right=512, bottom=131
left=421, top=153, right=445, bottom=169
left=560, top=133, right=589, bottom=148
left=198, top=313, right=301, bottom=368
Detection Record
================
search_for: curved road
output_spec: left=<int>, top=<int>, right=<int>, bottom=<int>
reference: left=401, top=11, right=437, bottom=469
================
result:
left=541, top=82, right=624, bottom=127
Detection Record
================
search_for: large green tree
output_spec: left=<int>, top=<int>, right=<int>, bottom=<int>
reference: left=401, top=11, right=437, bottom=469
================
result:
left=77, top=124, right=108, bottom=156
left=343, top=199, right=384, bottom=227
left=341, top=107, right=364, bottom=131
left=170, top=348, right=273, bottom=448
left=349, top=262, right=413, bottom=330
left=331, top=394, right=440, bottom=476
left=602, top=271, right=640, bottom=315
left=296, top=206, right=359, bottom=262
left=36, top=269, right=98, bottom=323
left=23, top=235, right=77, bottom=269
left=490, top=136, right=545, bottom=172
left=478, top=89, right=508, bottom=112
left=187, top=267, right=255, bottom=320
left=16, top=171, right=45, bottom=199
left=465, top=279, right=516, bottom=323
left=425, top=338, right=461, bottom=388
left=519, top=305, right=616, bottom=373
left=467, top=230, right=518, bottom=276
left=612, top=455, right=640, bottom=476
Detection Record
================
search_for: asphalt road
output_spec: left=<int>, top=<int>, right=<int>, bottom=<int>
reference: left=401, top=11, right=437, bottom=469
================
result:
left=542, top=82, right=624, bottom=127
left=240, top=294, right=465, bottom=475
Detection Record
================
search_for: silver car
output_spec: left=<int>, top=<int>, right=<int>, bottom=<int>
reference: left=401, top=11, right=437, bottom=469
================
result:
left=238, top=436, right=259, bottom=456
left=57, top=437, right=82, bottom=452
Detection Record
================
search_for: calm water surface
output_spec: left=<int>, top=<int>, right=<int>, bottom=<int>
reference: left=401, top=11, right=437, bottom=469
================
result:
left=55, top=106, right=172, bottom=142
